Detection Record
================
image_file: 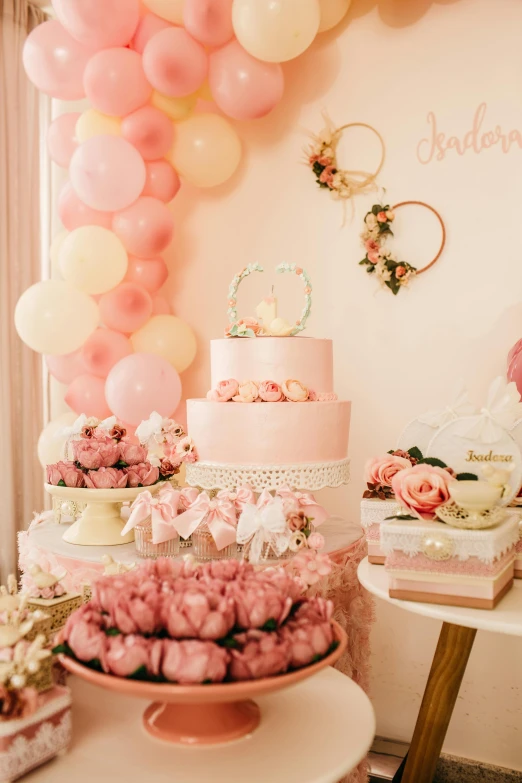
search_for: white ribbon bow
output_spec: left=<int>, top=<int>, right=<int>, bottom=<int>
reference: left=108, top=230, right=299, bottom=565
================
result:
left=417, top=383, right=477, bottom=429
left=237, top=496, right=291, bottom=564
left=121, top=485, right=181, bottom=545
left=135, top=411, right=168, bottom=446
left=461, top=377, right=522, bottom=444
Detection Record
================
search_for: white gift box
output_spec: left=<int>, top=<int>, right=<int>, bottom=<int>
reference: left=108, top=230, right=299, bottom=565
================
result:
left=0, top=686, right=71, bottom=782
left=381, top=513, right=519, bottom=609
left=360, top=498, right=402, bottom=565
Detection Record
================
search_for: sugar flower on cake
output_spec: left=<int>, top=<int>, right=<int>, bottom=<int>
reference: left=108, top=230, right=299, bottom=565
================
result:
left=225, top=317, right=263, bottom=339
left=258, top=381, right=284, bottom=402
left=232, top=380, right=259, bottom=403
left=282, top=379, right=309, bottom=402
left=391, top=464, right=455, bottom=520
left=207, top=379, right=239, bottom=402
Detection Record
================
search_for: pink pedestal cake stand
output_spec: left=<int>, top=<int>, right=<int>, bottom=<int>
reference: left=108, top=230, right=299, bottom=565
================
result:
left=59, top=621, right=346, bottom=746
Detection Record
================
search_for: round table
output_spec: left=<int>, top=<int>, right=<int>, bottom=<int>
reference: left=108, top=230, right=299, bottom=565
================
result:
left=24, top=669, right=376, bottom=783
left=358, top=557, right=522, bottom=783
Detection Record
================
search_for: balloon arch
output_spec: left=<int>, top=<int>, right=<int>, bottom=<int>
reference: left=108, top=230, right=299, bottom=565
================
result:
left=17, top=0, right=351, bottom=462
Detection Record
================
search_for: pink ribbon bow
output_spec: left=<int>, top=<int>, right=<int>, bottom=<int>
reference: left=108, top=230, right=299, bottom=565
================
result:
left=276, top=485, right=328, bottom=526
left=217, top=486, right=256, bottom=513
left=176, top=492, right=237, bottom=550
left=178, top=486, right=199, bottom=511
left=121, top=485, right=181, bottom=545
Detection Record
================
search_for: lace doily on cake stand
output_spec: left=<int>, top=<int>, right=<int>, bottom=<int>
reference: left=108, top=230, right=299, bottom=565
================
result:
left=185, top=459, right=351, bottom=492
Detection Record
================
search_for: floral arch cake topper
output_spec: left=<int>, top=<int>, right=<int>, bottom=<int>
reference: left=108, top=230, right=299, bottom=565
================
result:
left=225, top=263, right=312, bottom=338
left=359, top=200, right=446, bottom=295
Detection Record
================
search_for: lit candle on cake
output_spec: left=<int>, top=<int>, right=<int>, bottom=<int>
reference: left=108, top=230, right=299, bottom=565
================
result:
left=255, top=288, right=277, bottom=327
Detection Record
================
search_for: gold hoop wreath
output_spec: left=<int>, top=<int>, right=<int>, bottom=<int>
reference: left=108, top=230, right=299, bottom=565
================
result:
left=359, top=200, right=446, bottom=295
left=307, top=119, right=386, bottom=202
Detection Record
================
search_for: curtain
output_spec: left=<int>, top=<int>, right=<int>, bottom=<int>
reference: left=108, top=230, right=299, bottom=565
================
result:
left=0, top=0, right=46, bottom=580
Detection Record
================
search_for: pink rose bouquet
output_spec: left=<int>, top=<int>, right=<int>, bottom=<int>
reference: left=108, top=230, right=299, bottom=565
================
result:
left=391, top=464, right=454, bottom=520
left=46, top=460, right=85, bottom=488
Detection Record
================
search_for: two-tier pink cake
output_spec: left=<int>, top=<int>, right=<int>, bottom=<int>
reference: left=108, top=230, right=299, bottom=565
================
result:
left=186, top=263, right=351, bottom=491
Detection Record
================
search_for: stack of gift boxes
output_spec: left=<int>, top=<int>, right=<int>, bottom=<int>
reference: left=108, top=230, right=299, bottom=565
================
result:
left=361, top=378, right=522, bottom=610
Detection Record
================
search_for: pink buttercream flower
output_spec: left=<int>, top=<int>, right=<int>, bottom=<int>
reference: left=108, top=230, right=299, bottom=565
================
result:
left=233, top=380, right=259, bottom=403
left=226, top=580, right=293, bottom=630
left=307, top=532, right=325, bottom=551
left=162, top=639, right=229, bottom=684
left=282, top=379, right=309, bottom=402
left=258, top=381, right=284, bottom=402
left=207, top=379, right=239, bottom=402
left=46, top=460, right=85, bottom=488
left=119, top=440, right=148, bottom=466
left=229, top=630, right=290, bottom=680
left=62, top=605, right=108, bottom=667
left=391, top=464, right=454, bottom=520
left=365, top=454, right=412, bottom=489
left=280, top=617, right=334, bottom=668
left=83, top=467, right=128, bottom=489
left=73, top=435, right=120, bottom=470
left=105, top=635, right=152, bottom=678
left=293, top=597, right=333, bottom=625
left=163, top=588, right=235, bottom=640
left=123, top=462, right=159, bottom=488
left=377, top=211, right=388, bottom=222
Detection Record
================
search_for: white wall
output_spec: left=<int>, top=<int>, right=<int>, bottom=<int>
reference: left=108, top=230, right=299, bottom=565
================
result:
left=171, top=0, right=522, bottom=769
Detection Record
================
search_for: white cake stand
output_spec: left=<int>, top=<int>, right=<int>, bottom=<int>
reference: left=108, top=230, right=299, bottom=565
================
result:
left=44, top=484, right=162, bottom=547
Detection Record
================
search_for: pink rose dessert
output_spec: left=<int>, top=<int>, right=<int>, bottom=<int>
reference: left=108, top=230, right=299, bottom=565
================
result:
left=282, top=379, right=309, bottom=402
left=258, top=381, right=284, bottom=402
left=232, top=380, right=259, bottom=403
left=119, top=440, right=148, bottom=466
left=46, top=461, right=85, bottom=488
left=229, top=630, right=291, bottom=680
left=84, top=467, right=128, bottom=489
left=391, top=464, right=455, bottom=520
left=124, top=462, right=160, bottom=488
left=73, top=435, right=120, bottom=470
left=207, top=379, right=239, bottom=402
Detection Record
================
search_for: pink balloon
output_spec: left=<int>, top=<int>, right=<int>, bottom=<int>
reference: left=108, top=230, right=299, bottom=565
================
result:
left=112, top=197, right=174, bottom=258
left=99, top=283, right=152, bottom=333
left=105, top=353, right=182, bottom=426
left=508, top=350, right=522, bottom=398
left=84, top=48, right=152, bottom=117
left=151, top=295, right=171, bottom=315
left=65, top=374, right=112, bottom=419
left=69, top=136, right=146, bottom=212
left=46, top=349, right=86, bottom=385
left=22, top=20, right=95, bottom=100
left=508, top=339, right=522, bottom=369
left=121, top=106, right=174, bottom=161
left=124, top=256, right=168, bottom=294
left=47, top=113, right=80, bottom=168
left=131, top=12, right=171, bottom=54
left=209, top=40, right=284, bottom=120
left=81, top=328, right=133, bottom=378
left=143, top=28, right=207, bottom=97
left=58, top=181, right=113, bottom=231
left=53, top=0, right=140, bottom=49
left=142, top=160, right=181, bottom=202
left=183, top=0, right=234, bottom=47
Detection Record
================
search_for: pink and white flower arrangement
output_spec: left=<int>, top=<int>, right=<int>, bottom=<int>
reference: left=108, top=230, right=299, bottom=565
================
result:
left=55, top=559, right=338, bottom=684
left=391, top=464, right=455, bottom=520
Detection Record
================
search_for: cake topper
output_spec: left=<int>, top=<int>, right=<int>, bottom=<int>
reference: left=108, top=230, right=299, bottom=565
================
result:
left=225, top=263, right=312, bottom=338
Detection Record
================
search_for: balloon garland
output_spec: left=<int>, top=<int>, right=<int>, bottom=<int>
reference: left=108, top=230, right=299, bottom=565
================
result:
left=17, top=0, right=352, bottom=462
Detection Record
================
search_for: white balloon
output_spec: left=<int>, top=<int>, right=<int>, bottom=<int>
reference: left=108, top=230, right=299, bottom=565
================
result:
left=142, top=0, right=184, bottom=23
left=50, top=230, right=69, bottom=277
left=37, top=412, right=77, bottom=468
left=15, top=280, right=99, bottom=355
left=318, top=0, right=351, bottom=32
left=59, top=226, right=128, bottom=294
left=232, top=0, right=320, bottom=63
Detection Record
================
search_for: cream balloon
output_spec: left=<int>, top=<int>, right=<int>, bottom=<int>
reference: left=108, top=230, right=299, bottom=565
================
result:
left=15, top=280, right=99, bottom=355
left=50, top=230, right=69, bottom=276
left=232, top=0, right=320, bottom=62
left=151, top=91, right=197, bottom=122
left=76, top=109, right=121, bottom=144
left=37, top=412, right=78, bottom=468
left=59, top=226, right=128, bottom=294
left=318, top=0, right=351, bottom=31
left=142, top=0, right=184, bottom=23
left=168, top=113, right=241, bottom=188
left=130, top=314, right=197, bottom=373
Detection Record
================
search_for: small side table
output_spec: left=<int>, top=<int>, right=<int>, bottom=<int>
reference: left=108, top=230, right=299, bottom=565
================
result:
left=24, top=668, right=375, bottom=783
left=358, top=557, right=522, bottom=783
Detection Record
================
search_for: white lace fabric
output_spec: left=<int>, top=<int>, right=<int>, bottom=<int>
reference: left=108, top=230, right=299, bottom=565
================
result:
left=360, top=499, right=402, bottom=529
left=186, top=459, right=350, bottom=492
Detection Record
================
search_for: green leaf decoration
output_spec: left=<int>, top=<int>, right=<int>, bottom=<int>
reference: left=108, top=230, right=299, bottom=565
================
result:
left=407, top=447, right=424, bottom=461
left=421, top=457, right=448, bottom=468
left=371, top=204, right=382, bottom=215
left=105, top=627, right=121, bottom=637
left=261, top=618, right=277, bottom=632
left=57, top=479, right=66, bottom=487
left=385, top=514, right=418, bottom=521
left=456, top=472, right=479, bottom=481
left=52, top=642, right=72, bottom=656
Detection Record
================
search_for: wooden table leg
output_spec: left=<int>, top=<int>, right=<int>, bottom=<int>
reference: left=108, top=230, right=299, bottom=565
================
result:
left=394, top=621, right=477, bottom=783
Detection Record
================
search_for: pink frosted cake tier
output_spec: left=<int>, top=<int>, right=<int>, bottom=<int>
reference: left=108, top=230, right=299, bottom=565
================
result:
left=210, top=337, right=334, bottom=392
left=187, top=399, right=351, bottom=465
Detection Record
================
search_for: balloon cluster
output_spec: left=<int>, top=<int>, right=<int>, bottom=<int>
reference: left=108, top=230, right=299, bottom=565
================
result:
left=508, top=339, right=522, bottom=396
left=17, top=0, right=351, bottom=458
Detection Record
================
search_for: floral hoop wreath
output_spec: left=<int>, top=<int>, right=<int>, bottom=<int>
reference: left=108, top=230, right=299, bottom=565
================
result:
left=226, top=263, right=313, bottom=338
left=307, top=118, right=386, bottom=202
left=359, top=200, right=446, bottom=295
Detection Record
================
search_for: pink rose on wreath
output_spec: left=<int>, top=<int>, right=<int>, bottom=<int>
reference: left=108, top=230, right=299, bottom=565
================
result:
left=119, top=439, right=148, bottom=466
left=73, top=435, right=120, bottom=470
left=391, top=464, right=454, bottom=520
left=365, top=454, right=412, bottom=489
left=46, top=460, right=85, bottom=488
left=282, top=379, right=309, bottom=402
left=258, top=381, right=283, bottom=402
left=319, top=165, right=336, bottom=186
left=84, top=467, right=128, bottom=489
left=396, top=266, right=406, bottom=278
left=225, top=318, right=262, bottom=338
left=233, top=380, right=259, bottom=403
left=124, top=462, right=159, bottom=488
left=377, top=211, right=388, bottom=222
left=207, top=379, right=239, bottom=402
